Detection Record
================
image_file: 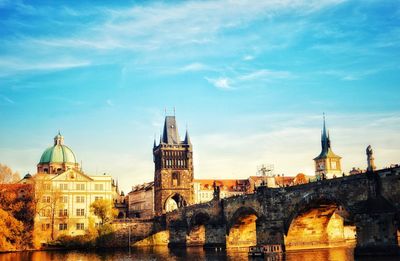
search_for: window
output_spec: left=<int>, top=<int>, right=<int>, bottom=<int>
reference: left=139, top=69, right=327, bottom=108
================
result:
left=41, top=223, right=50, bottom=231
left=76, top=196, right=85, bottom=203
left=76, top=223, right=85, bottom=230
left=95, top=196, right=103, bottom=201
left=42, top=183, right=51, bottom=190
left=42, top=196, right=51, bottom=203
left=59, top=209, right=68, bottom=217
left=76, top=208, right=85, bottom=216
left=40, top=208, right=51, bottom=217
left=60, top=183, right=68, bottom=190
left=76, top=184, right=85, bottom=190
left=59, top=223, right=68, bottom=230
left=60, top=196, right=68, bottom=203
left=95, top=184, right=104, bottom=191
left=172, top=172, right=180, bottom=186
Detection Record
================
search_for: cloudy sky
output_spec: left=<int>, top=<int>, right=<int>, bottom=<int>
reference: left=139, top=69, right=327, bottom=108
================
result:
left=0, top=0, right=399, bottom=193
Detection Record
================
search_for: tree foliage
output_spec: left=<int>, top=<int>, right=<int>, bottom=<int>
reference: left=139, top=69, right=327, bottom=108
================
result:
left=0, top=184, right=35, bottom=251
left=0, top=207, right=25, bottom=251
left=90, top=199, right=117, bottom=225
left=0, top=163, right=20, bottom=184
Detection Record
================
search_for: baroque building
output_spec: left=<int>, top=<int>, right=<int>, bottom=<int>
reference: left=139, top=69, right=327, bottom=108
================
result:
left=23, top=133, right=119, bottom=242
left=153, top=115, right=194, bottom=216
left=314, top=115, right=342, bottom=179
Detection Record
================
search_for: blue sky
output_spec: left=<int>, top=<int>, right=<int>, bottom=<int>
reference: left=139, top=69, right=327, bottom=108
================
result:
left=0, top=0, right=399, bottom=193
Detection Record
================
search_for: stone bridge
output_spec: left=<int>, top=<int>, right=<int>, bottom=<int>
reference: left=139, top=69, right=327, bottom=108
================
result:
left=166, top=167, right=400, bottom=256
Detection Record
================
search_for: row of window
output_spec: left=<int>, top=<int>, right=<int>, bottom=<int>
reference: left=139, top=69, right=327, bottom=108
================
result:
left=42, top=222, right=104, bottom=231
left=40, top=208, right=86, bottom=217
left=163, top=151, right=185, bottom=157
left=42, top=195, right=104, bottom=204
left=58, top=223, right=84, bottom=231
left=49, top=223, right=104, bottom=231
left=164, top=159, right=186, bottom=168
left=41, top=183, right=105, bottom=191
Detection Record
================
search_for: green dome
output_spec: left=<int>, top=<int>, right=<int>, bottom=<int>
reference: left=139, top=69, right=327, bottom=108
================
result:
left=39, top=145, right=77, bottom=164
left=39, top=132, right=77, bottom=164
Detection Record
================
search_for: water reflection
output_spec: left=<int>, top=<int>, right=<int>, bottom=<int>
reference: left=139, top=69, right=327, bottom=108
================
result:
left=0, top=247, right=399, bottom=261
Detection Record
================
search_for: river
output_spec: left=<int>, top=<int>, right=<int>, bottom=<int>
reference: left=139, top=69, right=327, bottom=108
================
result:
left=0, top=247, right=398, bottom=261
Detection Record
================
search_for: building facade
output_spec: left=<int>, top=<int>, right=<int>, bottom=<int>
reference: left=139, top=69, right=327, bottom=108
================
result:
left=314, top=116, right=342, bottom=179
left=128, top=181, right=154, bottom=218
left=153, top=116, right=194, bottom=216
left=27, top=133, right=119, bottom=242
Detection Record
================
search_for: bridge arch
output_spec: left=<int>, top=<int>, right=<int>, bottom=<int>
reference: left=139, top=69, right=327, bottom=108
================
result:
left=226, top=206, right=260, bottom=248
left=284, top=192, right=354, bottom=250
left=186, top=211, right=211, bottom=247
left=164, top=193, right=187, bottom=212
left=188, top=211, right=211, bottom=232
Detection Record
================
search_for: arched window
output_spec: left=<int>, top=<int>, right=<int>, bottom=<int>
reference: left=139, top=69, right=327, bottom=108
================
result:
left=172, top=172, right=180, bottom=186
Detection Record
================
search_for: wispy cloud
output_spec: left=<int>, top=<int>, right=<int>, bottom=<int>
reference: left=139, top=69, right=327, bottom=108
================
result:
left=0, top=57, right=91, bottom=77
left=0, top=95, right=14, bottom=104
left=180, top=62, right=209, bottom=72
left=106, top=99, right=114, bottom=107
left=243, top=55, right=254, bottom=61
left=205, top=77, right=232, bottom=89
left=239, top=69, right=292, bottom=81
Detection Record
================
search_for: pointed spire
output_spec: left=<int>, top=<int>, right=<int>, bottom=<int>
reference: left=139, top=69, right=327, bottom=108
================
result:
left=184, top=128, right=191, bottom=145
left=162, top=115, right=180, bottom=144
left=153, top=134, right=157, bottom=148
left=322, top=112, right=327, bottom=141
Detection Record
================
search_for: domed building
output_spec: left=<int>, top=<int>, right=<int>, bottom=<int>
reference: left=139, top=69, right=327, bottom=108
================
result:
left=30, top=132, right=126, bottom=242
left=37, top=132, right=79, bottom=174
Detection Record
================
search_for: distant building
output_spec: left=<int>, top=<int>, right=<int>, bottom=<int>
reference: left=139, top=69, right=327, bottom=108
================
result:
left=153, top=115, right=194, bottom=216
left=22, top=133, right=120, bottom=242
left=193, top=179, right=248, bottom=204
left=127, top=181, right=154, bottom=218
left=314, top=115, right=342, bottom=179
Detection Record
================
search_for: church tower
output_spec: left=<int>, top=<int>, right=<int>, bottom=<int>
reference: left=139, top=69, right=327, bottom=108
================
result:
left=153, top=115, right=194, bottom=216
left=314, top=115, right=342, bottom=179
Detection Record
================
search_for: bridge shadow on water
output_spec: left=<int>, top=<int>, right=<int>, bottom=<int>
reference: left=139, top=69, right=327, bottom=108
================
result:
left=1, top=246, right=400, bottom=261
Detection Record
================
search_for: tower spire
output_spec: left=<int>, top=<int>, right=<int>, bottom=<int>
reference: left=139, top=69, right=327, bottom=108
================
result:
left=184, top=127, right=191, bottom=145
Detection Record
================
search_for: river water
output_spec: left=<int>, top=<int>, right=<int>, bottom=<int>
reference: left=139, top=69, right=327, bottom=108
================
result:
left=0, top=247, right=398, bottom=261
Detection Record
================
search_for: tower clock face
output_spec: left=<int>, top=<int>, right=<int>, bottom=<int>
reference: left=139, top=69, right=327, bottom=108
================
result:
left=318, top=162, right=325, bottom=170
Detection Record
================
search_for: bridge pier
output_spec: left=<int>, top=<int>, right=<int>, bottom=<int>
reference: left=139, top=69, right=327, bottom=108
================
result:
left=204, top=223, right=226, bottom=249
left=354, top=212, right=399, bottom=256
left=168, top=220, right=187, bottom=248
left=256, top=218, right=285, bottom=252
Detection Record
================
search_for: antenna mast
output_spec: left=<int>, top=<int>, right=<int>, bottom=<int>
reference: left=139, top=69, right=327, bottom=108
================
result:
left=257, top=164, right=274, bottom=187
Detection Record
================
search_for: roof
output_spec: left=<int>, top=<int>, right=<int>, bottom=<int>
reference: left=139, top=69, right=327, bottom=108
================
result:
left=314, top=116, right=341, bottom=160
left=129, top=181, right=154, bottom=193
left=162, top=116, right=180, bottom=144
left=39, top=144, right=77, bottom=164
left=194, top=179, right=248, bottom=192
left=39, top=133, right=77, bottom=164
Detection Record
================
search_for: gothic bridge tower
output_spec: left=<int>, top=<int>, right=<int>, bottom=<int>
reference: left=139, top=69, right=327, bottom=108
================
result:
left=314, top=115, right=342, bottom=179
left=153, top=115, right=193, bottom=216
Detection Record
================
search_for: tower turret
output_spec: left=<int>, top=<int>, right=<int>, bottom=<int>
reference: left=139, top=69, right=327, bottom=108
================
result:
left=314, top=114, right=342, bottom=179
left=153, top=115, right=193, bottom=216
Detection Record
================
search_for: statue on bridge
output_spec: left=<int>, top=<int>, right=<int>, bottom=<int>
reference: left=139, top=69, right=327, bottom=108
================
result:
left=213, top=180, right=220, bottom=201
left=366, top=145, right=376, bottom=172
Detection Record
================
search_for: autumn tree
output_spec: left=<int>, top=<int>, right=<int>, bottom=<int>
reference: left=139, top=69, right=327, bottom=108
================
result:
left=33, top=175, right=64, bottom=241
left=90, top=199, right=117, bottom=225
left=0, top=163, right=20, bottom=184
left=0, top=209, right=25, bottom=251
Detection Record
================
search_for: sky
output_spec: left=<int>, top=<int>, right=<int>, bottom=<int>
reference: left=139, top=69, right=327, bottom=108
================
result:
left=0, top=0, right=399, bottom=193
